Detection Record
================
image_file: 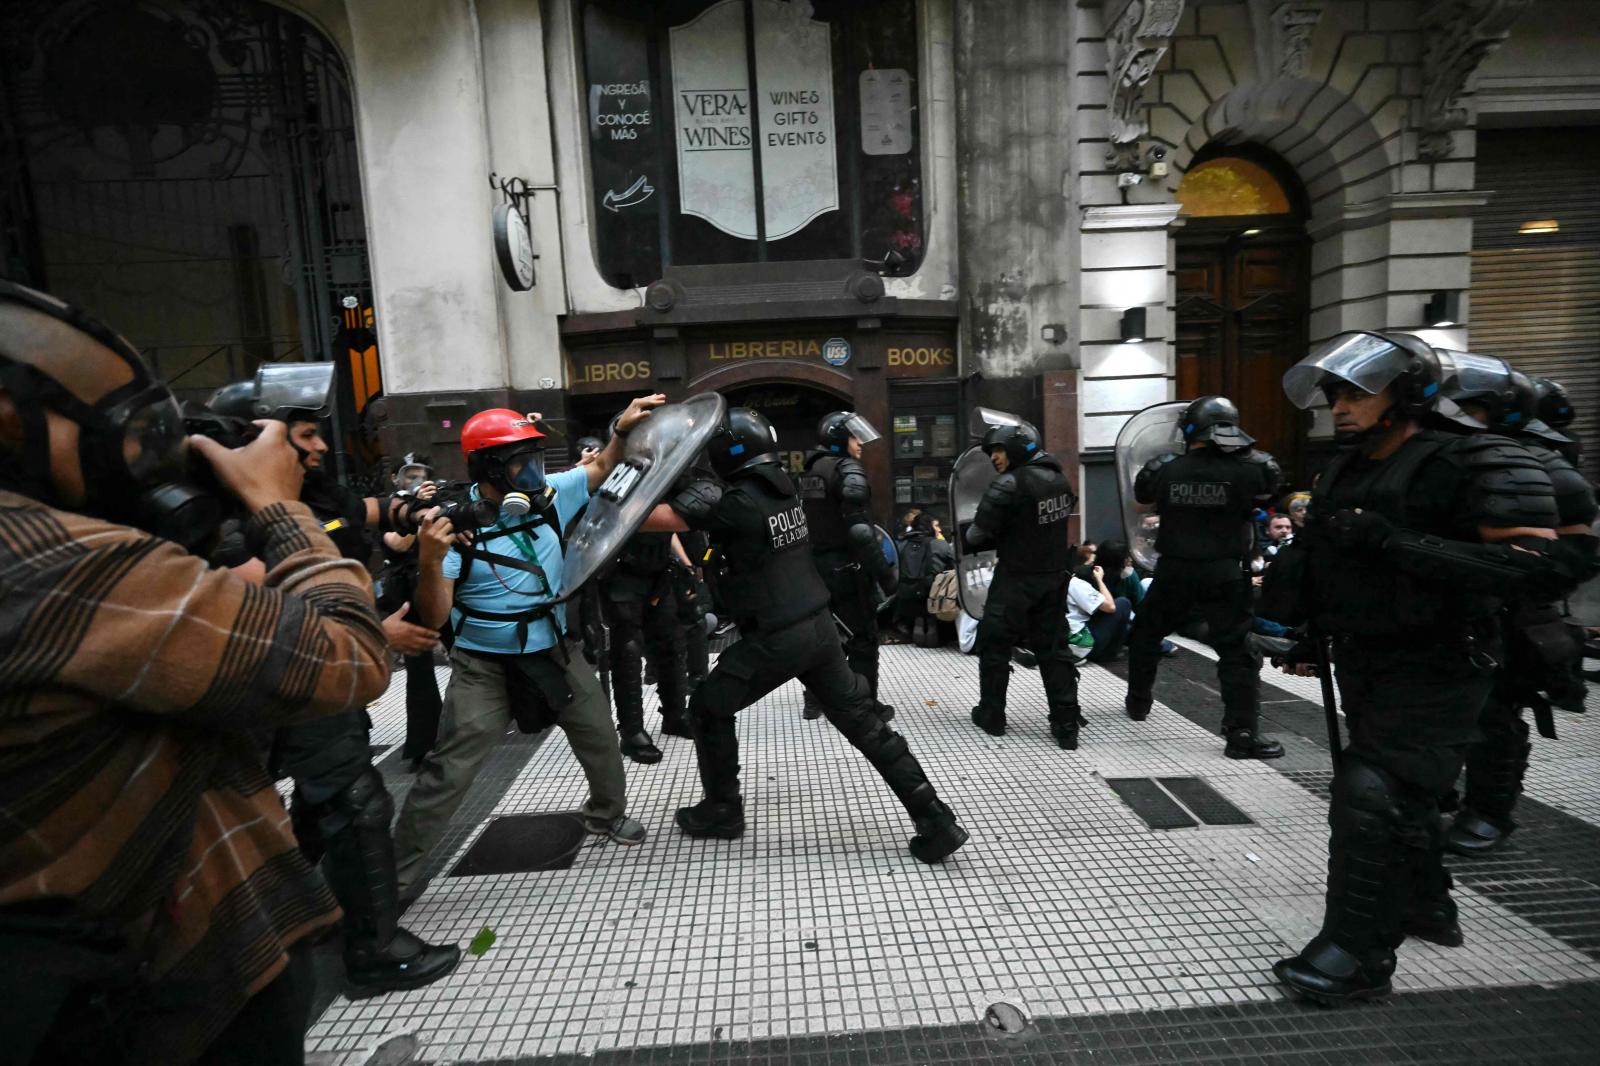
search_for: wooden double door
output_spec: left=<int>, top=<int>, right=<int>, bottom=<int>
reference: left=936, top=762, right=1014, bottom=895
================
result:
left=1174, top=228, right=1309, bottom=480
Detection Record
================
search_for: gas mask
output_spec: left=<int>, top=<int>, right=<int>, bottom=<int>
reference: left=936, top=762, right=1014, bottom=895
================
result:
left=0, top=284, right=226, bottom=551
left=490, top=443, right=553, bottom=521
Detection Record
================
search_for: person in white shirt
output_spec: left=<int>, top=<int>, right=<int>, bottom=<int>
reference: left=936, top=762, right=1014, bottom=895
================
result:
left=1067, top=562, right=1133, bottom=664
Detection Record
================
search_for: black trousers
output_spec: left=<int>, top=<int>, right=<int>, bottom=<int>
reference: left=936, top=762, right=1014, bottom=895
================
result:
left=402, top=651, right=443, bottom=762
left=1459, top=674, right=1531, bottom=830
left=1312, top=639, right=1495, bottom=962
left=687, top=609, right=942, bottom=821
left=1126, top=565, right=1259, bottom=732
left=815, top=549, right=881, bottom=698
left=973, top=567, right=1079, bottom=725
left=192, top=945, right=315, bottom=1066
left=606, top=589, right=688, bottom=732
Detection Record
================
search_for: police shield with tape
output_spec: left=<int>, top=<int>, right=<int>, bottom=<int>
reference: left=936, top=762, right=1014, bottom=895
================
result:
left=1267, top=331, right=1574, bottom=1004
left=1433, top=353, right=1599, bottom=857
left=958, top=409, right=1084, bottom=750
left=1118, top=396, right=1285, bottom=761
left=642, top=407, right=968, bottom=863
left=799, top=410, right=898, bottom=722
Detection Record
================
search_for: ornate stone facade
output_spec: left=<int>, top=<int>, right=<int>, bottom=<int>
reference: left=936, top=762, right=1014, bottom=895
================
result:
left=1419, top=0, right=1533, bottom=159
left=1104, top=0, right=1186, bottom=172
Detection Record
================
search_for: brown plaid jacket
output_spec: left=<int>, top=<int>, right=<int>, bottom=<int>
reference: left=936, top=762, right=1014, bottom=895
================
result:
left=0, top=493, right=390, bottom=1062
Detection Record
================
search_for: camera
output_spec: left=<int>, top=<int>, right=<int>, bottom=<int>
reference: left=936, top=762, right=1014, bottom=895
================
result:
left=393, top=482, right=500, bottom=534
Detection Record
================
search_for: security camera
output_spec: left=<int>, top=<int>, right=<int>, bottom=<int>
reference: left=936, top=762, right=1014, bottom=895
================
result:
left=1147, top=145, right=1167, bottom=161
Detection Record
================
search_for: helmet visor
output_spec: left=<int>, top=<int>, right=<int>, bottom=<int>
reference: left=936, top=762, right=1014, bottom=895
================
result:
left=970, top=406, right=1024, bottom=435
left=839, top=413, right=881, bottom=445
left=120, top=392, right=188, bottom=481
left=1282, top=333, right=1413, bottom=410
left=1439, top=350, right=1510, bottom=402
left=503, top=443, right=547, bottom=494
left=255, top=362, right=335, bottom=421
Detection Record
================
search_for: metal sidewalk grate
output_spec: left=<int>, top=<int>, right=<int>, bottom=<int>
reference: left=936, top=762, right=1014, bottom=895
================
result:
left=1106, top=776, right=1254, bottom=830
left=448, top=812, right=586, bottom=877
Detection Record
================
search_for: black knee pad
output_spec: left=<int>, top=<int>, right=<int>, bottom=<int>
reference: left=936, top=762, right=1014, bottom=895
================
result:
left=332, top=766, right=394, bottom=835
left=875, top=731, right=909, bottom=763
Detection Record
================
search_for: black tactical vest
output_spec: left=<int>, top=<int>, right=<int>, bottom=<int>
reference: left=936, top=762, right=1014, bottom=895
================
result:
left=1521, top=440, right=1599, bottom=528
left=1150, top=449, right=1259, bottom=566
left=797, top=452, right=852, bottom=552
left=995, top=458, right=1075, bottom=572
left=617, top=531, right=675, bottom=576
left=1307, top=431, right=1497, bottom=637
left=715, top=465, right=832, bottom=629
left=301, top=470, right=369, bottom=561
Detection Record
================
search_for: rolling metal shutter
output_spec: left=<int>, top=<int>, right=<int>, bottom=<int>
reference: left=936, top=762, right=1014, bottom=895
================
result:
left=1472, top=127, right=1600, bottom=481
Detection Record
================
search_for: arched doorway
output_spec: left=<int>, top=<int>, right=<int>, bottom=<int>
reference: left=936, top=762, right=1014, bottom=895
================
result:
left=0, top=0, right=380, bottom=480
left=724, top=381, right=845, bottom=476
left=1174, top=146, right=1310, bottom=478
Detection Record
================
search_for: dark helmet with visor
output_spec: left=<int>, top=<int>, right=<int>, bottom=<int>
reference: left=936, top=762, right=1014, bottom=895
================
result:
left=975, top=406, right=1044, bottom=467
left=1534, top=377, right=1575, bottom=429
left=0, top=279, right=222, bottom=548
left=817, top=410, right=882, bottom=453
left=1181, top=395, right=1255, bottom=449
left=709, top=407, right=782, bottom=477
left=1437, top=350, right=1571, bottom=443
left=1283, top=331, right=1476, bottom=440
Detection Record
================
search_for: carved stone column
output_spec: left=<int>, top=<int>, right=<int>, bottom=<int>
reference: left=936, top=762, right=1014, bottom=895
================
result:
left=1418, top=0, right=1532, bottom=160
left=1104, top=0, right=1186, bottom=173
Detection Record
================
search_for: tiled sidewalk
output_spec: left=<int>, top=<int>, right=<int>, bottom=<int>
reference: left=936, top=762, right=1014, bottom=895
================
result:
left=309, top=641, right=1600, bottom=1064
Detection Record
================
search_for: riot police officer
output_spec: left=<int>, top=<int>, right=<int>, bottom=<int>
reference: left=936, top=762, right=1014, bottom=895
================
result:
left=963, top=417, right=1083, bottom=749
left=1534, top=376, right=1584, bottom=467
left=604, top=531, right=691, bottom=762
left=1437, top=358, right=1598, bottom=856
left=1270, top=331, right=1571, bottom=1004
left=799, top=410, right=897, bottom=721
left=643, top=408, right=968, bottom=863
left=1123, top=396, right=1285, bottom=760
left=209, top=376, right=460, bottom=994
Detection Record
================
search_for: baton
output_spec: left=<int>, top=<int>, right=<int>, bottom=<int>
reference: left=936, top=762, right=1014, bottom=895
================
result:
left=1313, top=633, right=1342, bottom=771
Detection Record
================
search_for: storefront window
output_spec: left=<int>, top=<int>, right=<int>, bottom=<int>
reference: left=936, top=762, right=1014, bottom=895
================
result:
left=889, top=380, right=958, bottom=517
left=581, top=0, right=923, bottom=288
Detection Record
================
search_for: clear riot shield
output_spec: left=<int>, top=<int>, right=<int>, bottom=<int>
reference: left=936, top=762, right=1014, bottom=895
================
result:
left=949, top=444, right=1001, bottom=619
left=1115, top=401, right=1188, bottom=573
left=559, top=392, right=727, bottom=598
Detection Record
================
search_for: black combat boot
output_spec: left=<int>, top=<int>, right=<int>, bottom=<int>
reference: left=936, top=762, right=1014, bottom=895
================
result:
left=316, top=770, right=460, bottom=995
left=1049, top=711, right=1079, bottom=751
left=677, top=712, right=746, bottom=838
left=1273, top=936, right=1395, bottom=1004
left=1224, top=729, right=1285, bottom=760
left=874, top=701, right=897, bottom=722
left=1125, top=693, right=1152, bottom=721
left=1449, top=728, right=1527, bottom=856
left=1406, top=826, right=1463, bottom=947
left=970, top=704, right=1006, bottom=736
left=619, top=730, right=663, bottom=764
left=909, top=798, right=969, bottom=864
left=802, top=691, right=825, bottom=720
left=660, top=713, right=693, bottom=738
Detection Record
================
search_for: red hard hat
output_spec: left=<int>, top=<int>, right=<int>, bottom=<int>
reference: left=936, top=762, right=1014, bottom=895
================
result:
left=460, top=408, right=545, bottom=458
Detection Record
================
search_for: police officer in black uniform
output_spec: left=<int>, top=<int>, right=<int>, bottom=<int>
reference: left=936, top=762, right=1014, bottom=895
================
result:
left=643, top=407, right=968, bottom=862
left=1269, top=331, right=1571, bottom=1004
left=963, top=417, right=1083, bottom=749
left=604, top=530, right=691, bottom=763
left=1122, top=396, right=1285, bottom=760
left=1437, top=360, right=1599, bottom=855
left=209, top=380, right=460, bottom=994
left=799, top=411, right=897, bottom=721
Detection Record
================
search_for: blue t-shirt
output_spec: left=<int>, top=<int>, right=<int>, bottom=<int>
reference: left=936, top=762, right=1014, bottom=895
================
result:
left=442, top=466, right=591, bottom=654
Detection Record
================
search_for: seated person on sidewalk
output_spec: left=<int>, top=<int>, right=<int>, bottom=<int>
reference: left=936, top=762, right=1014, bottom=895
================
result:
left=391, top=397, right=666, bottom=895
left=1067, top=561, right=1133, bottom=664
left=893, top=511, right=955, bottom=643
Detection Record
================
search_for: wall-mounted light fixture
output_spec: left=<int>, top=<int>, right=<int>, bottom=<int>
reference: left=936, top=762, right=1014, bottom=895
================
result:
left=1040, top=323, right=1067, bottom=345
left=1241, top=228, right=1261, bottom=237
left=1120, top=306, right=1147, bottom=343
left=1424, top=291, right=1461, bottom=328
left=1518, top=219, right=1560, bottom=235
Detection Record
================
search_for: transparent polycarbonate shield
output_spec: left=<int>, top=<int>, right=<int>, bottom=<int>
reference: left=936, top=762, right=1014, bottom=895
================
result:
left=1438, top=349, right=1512, bottom=402
left=1115, top=401, right=1188, bottom=572
left=253, top=362, right=335, bottom=420
left=560, top=392, right=727, bottom=598
left=949, top=444, right=1000, bottom=619
left=872, top=523, right=900, bottom=606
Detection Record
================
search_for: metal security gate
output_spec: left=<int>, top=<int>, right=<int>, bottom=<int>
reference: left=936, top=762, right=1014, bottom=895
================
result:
left=0, top=0, right=379, bottom=478
left=1472, top=127, right=1600, bottom=482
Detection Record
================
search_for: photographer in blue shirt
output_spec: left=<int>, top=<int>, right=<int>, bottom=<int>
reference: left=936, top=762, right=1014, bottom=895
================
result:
left=393, top=396, right=664, bottom=893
